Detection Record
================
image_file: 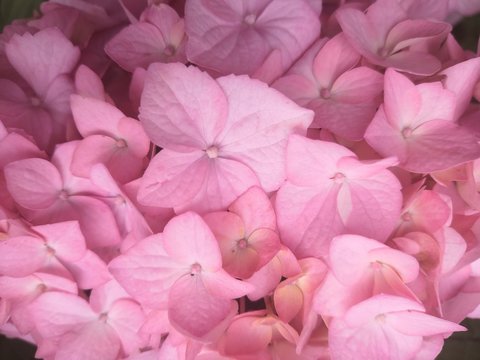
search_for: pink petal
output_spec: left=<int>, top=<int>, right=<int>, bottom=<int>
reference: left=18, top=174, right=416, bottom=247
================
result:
left=70, top=95, right=124, bottom=137
left=162, top=212, right=222, bottom=271
left=202, top=269, right=253, bottom=299
left=216, top=75, right=313, bottom=191
left=74, top=64, right=106, bottom=100
left=441, top=57, right=480, bottom=121
left=174, top=156, right=262, bottom=214
left=55, top=321, right=121, bottom=360
left=168, top=274, right=236, bottom=339
left=336, top=7, right=380, bottom=57
left=387, top=311, right=465, bottom=337
left=108, top=234, right=184, bottom=308
left=31, top=292, right=96, bottom=338
left=4, top=158, right=63, bottom=210
left=32, top=221, right=86, bottom=263
left=383, top=68, right=421, bottom=129
left=5, top=28, right=80, bottom=96
left=139, top=63, right=227, bottom=150
left=285, top=134, right=354, bottom=188
left=65, top=250, right=112, bottom=289
left=229, top=186, right=276, bottom=235
left=0, top=236, right=47, bottom=277
left=313, top=33, right=361, bottom=88
left=107, top=299, right=146, bottom=355
left=137, top=149, right=208, bottom=208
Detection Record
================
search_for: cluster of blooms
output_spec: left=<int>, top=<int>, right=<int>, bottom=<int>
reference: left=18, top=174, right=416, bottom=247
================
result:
left=1, top=0, right=480, bottom=359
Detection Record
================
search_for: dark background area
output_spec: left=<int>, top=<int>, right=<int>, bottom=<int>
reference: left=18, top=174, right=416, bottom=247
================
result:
left=1, top=0, right=480, bottom=359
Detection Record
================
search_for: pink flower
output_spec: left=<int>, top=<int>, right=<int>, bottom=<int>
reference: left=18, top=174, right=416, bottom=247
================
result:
left=109, top=212, right=253, bottom=339
left=138, top=62, right=312, bottom=213
left=184, top=0, right=320, bottom=79
left=328, top=294, right=465, bottom=360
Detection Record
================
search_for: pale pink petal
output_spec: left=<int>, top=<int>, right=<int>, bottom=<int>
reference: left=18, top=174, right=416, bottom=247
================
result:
left=222, top=315, right=272, bottom=355
left=440, top=57, right=480, bottom=121
left=274, top=283, right=304, bottom=323
left=70, top=95, right=124, bottom=137
left=107, top=299, right=146, bottom=355
left=285, top=134, right=354, bottom=188
left=139, top=62, right=227, bottom=150
left=185, top=0, right=320, bottom=77
left=383, top=68, right=421, bottom=129
left=55, top=321, right=121, bottom=360
left=276, top=182, right=343, bottom=258
left=168, top=274, right=235, bottom=339
left=65, top=250, right=112, bottom=289
left=216, top=75, right=313, bottom=191
left=4, top=158, right=63, bottom=210
left=202, top=270, right=253, bottom=299
left=31, top=292, right=96, bottom=338
left=0, top=236, right=47, bottom=277
left=313, top=33, right=361, bottom=88
left=74, top=64, right=106, bottom=100
left=71, top=135, right=120, bottom=177
left=162, top=212, right=222, bottom=271
left=173, top=156, right=262, bottom=214
left=229, top=186, right=276, bottom=235
left=32, top=221, right=86, bottom=263
left=108, top=234, right=185, bottom=308
left=387, top=311, right=465, bottom=337
left=336, top=7, right=380, bottom=57
left=5, top=28, right=80, bottom=96
left=382, top=51, right=442, bottom=76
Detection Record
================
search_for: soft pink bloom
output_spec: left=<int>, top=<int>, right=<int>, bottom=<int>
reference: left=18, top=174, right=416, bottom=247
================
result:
left=365, top=68, right=480, bottom=173
left=30, top=281, right=146, bottom=360
left=328, top=294, right=465, bottom=360
left=184, top=0, right=320, bottom=79
left=337, top=0, right=451, bottom=75
left=203, top=186, right=280, bottom=279
left=276, top=135, right=402, bottom=258
left=245, top=245, right=301, bottom=301
left=273, top=34, right=384, bottom=140
left=106, top=4, right=186, bottom=72
left=4, top=142, right=122, bottom=249
left=217, top=310, right=299, bottom=359
left=138, top=63, right=312, bottom=213
left=70, top=95, right=150, bottom=183
left=109, top=212, right=253, bottom=339
left=2, top=28, right=80, bottom=151
left=0, top=272, right=77, bottom=334
left=314, top=235, right=419, bottom=319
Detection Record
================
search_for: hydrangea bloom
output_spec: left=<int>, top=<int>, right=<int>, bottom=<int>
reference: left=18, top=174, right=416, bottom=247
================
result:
left=1, top=0, right=480, bottom=358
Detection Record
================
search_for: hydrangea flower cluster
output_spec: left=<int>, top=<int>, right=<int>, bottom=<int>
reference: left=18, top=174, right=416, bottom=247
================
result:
left=1, top=0, right=480, bottom=359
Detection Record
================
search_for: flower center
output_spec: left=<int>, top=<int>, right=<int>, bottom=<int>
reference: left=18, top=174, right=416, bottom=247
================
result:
left=205, top=146, right=219, bottom=159
left=59, top=190, right=69, bottom=200
left=190, top=263, right=202, bottom=276
left=244, top=14, right=257, bottom=25
left=116, top=139, right=127, bottom=148
left=375, top=313, right=387, bottom=323
left=237, top=238, right=248, bottom=249
left=320, top=88, right=331, bottom=99
left=402, top=212, right=412, bottom=222
left=164, top=44, right=176, bottom=57
left=99, top=313, right=108, bottom=322
left=401, top=127, right=413, bottom=138
left=30, top=96, right=41, bottom=107
left=331, top=172, right=345, bottom=184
